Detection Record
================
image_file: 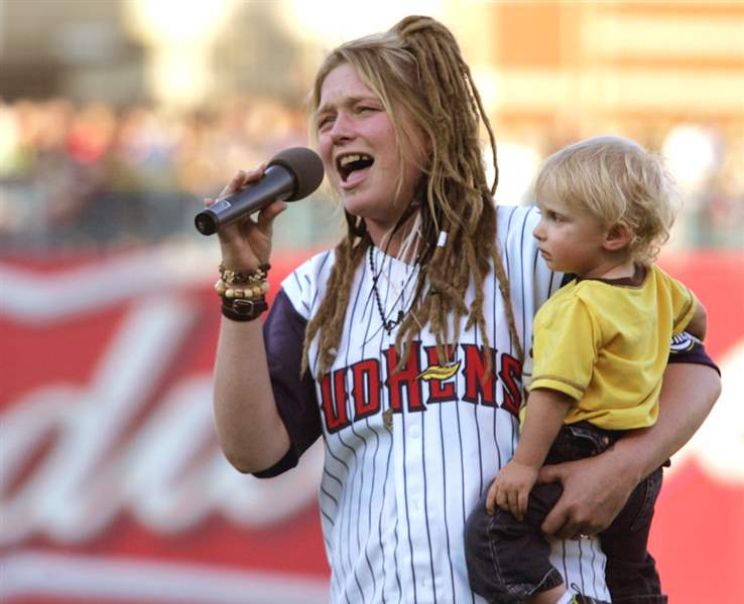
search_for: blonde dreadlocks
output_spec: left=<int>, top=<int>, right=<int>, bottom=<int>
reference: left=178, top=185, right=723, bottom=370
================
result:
left=302, top=15, right=523, bottom=378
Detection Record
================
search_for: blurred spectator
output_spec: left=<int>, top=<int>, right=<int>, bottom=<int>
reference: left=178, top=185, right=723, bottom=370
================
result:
left=0, top=97, right=741, bottom=253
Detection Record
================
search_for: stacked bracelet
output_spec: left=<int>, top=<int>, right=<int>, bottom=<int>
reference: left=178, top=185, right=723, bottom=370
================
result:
left=214, top=278, right=270, bottom=300
left=216, top=263, right=271, bottom=322
left=221, top=297, right=269, bottom=322
left=219, top=263, right=270, bottom=285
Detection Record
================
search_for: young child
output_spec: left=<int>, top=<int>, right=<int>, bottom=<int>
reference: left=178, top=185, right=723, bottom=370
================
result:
left=464, top=135, right=706, bottom=604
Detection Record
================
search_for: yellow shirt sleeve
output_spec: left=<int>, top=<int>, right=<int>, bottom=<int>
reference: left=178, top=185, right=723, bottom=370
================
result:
left=654, top=266, right=697, bottom=334
left=528, top=287, right=601, bottom=401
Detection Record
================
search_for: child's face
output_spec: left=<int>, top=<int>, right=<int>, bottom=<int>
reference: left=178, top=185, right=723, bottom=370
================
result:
left=533, top=191, right=609, bottom=277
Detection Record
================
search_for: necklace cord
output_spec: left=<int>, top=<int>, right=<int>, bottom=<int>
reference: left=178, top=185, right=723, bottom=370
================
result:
left=369, top=246, right=417, bottom=334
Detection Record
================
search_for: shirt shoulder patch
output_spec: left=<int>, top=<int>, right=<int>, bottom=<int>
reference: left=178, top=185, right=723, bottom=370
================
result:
left=670, top=331, right=700, bottom=354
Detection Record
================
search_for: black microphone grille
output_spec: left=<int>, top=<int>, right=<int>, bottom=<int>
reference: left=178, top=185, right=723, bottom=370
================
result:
left=267, top=147, right=325, bottom=201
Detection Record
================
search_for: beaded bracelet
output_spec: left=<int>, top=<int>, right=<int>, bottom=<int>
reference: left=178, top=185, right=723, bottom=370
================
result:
left=216, top=263, right=271, bottom=322
left=214, top=278, right=270, bottom=300
left=219, top=263, right=270, bottom=286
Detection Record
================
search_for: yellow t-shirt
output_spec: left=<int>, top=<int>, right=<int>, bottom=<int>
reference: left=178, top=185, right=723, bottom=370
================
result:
left=527, top=265, right=697, bottom=430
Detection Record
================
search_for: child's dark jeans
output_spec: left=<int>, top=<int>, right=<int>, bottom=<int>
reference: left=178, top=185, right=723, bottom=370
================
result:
left=464, top=422, right=667, bottom=604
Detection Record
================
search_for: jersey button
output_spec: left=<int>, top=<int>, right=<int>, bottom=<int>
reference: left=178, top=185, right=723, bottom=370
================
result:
left=409, top=425, right=421, bottom=439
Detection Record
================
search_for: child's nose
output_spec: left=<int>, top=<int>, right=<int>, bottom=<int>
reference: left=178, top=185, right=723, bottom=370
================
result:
left=533, top=221, right=545, bottom=240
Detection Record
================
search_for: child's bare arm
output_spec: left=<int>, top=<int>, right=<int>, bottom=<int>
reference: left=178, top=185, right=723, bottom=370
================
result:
left=513, top=389, right=574, bottom=468
left=685, top=300, right=707, bottom=341
left=488, top=388, right=573, bottom=520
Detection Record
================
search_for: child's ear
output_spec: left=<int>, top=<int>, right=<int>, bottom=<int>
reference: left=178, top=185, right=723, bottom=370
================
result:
left=603, top=222, right=632, bottom=251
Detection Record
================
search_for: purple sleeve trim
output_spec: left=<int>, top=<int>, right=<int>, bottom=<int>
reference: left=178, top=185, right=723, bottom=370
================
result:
left=667, top=332, right=720, bottom=375
left=253, top=289, right=322, bottom=478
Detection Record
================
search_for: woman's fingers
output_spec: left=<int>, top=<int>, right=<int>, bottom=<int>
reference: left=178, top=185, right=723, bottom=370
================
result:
left=255, top=200, right=288, bottom=235
left=217, top=164, right=267, bottom=200
left=539, top=456, right=632, bottom=538
left=205, top=165, right=289, bottom=270
left=216, top=171, right=244, bottom=200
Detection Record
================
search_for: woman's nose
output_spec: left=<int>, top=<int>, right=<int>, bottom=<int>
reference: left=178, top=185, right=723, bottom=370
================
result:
left=330, top=112, right=354, bottom=143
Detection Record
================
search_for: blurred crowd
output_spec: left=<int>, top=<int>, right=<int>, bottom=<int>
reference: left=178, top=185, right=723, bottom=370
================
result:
left=0, top=97, right=742, bottom=254
left=0, top=96, right=340, bottom=253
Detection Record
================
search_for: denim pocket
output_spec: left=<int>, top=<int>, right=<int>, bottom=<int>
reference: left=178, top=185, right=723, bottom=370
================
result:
left=564, top=422, right=616, bottom=455
left=547, top=422, right=618, bottom=464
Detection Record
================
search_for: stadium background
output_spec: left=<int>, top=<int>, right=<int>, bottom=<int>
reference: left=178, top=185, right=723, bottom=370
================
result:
left=1, top=1, right=742, bottom=603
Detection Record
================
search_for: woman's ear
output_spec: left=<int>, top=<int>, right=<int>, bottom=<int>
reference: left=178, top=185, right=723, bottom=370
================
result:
left=603, top=222, right=632, bottom=251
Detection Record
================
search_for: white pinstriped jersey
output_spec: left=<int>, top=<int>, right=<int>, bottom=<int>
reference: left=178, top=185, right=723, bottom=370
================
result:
left=268, top=205, right=611, bottom=603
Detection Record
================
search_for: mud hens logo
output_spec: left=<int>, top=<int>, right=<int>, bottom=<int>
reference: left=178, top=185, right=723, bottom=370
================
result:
left=318, top=344, right=523, bottom=433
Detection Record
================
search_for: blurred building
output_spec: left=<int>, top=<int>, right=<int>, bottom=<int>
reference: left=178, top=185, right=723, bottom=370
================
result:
left=454, top=2, right=744, bottom=247
left=3, top=1, right=742, bottom=120
left=0, top=0, right=741, bottom=249
left=462, top=2, right=744, bottom=128
left=0, top=0, right=145, bottom=104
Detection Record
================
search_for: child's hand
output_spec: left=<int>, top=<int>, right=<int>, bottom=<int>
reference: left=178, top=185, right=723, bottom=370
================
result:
left=486, top=460, right=539, bottom=522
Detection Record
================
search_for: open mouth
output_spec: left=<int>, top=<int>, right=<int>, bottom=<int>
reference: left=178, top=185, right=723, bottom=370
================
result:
left=337, top=153, right=374, bottom=182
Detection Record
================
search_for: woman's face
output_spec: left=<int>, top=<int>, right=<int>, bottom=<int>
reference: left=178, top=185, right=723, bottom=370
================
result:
left=315, top=63, right=425, bottom=245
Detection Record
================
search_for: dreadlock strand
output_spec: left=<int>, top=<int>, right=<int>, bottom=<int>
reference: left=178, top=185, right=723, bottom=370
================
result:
left=302, top=234, right=369, bottom=378
left=464, top=70, right=499, bottom=195
left=304, top=14, right=525, bottom=383
left=492, top=247, right=524, bottom=363
left=398, top=16, right=522, bottom=369
left=462, top=238, right=480, bottom=331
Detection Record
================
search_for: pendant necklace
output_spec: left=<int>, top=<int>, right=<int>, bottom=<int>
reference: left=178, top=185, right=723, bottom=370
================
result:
left=369, top=245, right=419, bottom=431
left=368, top=246, right=418, bottom=335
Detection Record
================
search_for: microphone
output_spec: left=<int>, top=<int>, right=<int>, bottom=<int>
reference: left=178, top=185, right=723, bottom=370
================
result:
left=194, top=147, right=325, bottom=236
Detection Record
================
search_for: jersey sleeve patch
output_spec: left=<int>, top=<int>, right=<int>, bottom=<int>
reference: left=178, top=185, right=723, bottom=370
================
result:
left=667, top=334, right=720, bottom=375
left=670, top=331, right=700, bottom=353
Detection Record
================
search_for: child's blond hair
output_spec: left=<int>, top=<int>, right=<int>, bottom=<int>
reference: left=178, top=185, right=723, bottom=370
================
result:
left=535, top=135, right=678, bottom=264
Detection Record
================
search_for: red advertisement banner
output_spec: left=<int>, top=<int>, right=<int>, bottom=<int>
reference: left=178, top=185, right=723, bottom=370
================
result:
left=1, top=249, right=742, bottom=603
